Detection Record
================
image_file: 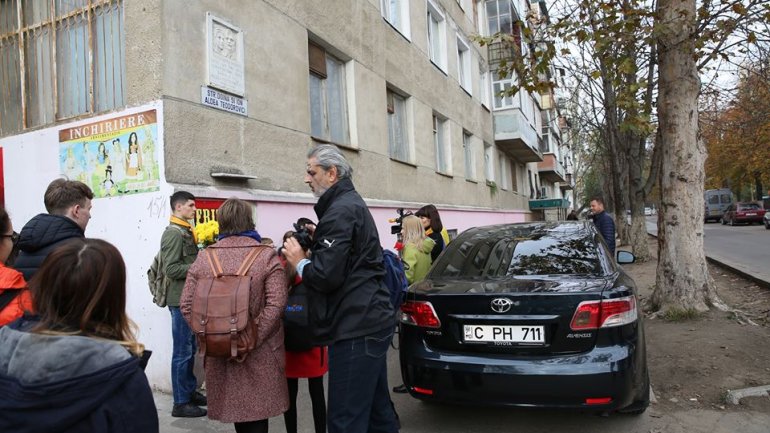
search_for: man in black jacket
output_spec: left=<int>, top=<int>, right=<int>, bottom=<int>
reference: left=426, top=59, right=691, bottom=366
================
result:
left=283, top=145, right=398, bottom=433
left=590, top=196, right=616, bottom=259
left=16, top=179, right=93, bottom=280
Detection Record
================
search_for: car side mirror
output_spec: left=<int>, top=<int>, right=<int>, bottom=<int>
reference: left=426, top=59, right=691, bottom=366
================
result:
left=617, top=251, right=635, bottom=264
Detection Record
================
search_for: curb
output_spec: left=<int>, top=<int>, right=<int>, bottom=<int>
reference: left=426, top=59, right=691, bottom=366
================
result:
left=726, top=385, right=770, bottom=405
left=705, top=257, right=770, bottom=291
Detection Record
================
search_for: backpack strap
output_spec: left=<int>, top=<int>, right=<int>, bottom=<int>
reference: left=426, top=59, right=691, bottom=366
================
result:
left=236, top=246, right=265, bottom=276
left=0, top=289, right=21, bottom=313
left=205, top=249, right=225, bottom=277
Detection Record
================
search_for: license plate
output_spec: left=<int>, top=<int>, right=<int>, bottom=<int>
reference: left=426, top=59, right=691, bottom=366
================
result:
left=463, top=325, right=545, bottom=344
left=746, top=213, right=757, bottom=216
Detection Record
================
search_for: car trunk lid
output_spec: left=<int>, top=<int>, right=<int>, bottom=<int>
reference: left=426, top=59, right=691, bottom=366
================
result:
left=406, top=276, right=612, bottom=355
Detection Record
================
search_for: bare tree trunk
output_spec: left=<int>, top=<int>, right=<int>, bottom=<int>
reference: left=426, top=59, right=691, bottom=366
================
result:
left=651, top=0, right=718, bottom=313
left=628, top=137, right=651, bottom=261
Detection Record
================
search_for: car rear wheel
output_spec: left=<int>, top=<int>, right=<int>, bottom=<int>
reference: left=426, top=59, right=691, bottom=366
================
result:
left=618, top=371, right=650, bottom=415
left=765, top=221, right=770, bottom=230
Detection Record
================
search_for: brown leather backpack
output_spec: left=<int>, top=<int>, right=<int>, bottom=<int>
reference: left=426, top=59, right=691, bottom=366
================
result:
left=190, top=246, right=268, bottom=362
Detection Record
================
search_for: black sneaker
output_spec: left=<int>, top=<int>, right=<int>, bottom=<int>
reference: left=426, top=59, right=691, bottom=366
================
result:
left=171, top=403, right=207, bottom=418
left=191, top=391, right=208, bottom=406
left=392, top=384, right=408, bottom=394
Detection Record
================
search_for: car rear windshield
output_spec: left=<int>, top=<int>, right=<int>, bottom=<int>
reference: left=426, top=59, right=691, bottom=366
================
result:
left=738, top=203, right=761, bottom=210
left=430, top=231, right=602, bottom=278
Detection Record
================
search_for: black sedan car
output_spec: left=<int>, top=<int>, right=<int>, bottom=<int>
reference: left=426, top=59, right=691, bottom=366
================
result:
left=398, top=221, right=649, bottom=414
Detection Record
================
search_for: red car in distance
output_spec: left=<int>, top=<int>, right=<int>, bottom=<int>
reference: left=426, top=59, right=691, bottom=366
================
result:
left=721, top=202, right=765, bottom=225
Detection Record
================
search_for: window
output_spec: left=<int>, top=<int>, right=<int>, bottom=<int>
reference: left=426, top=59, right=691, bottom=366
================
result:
left=0, top=0, right=125, bottom=135
left=308, top=42, right=350, bottom=145
left=497, top=151, right=510, bottom=190
left=492, top=72, right=517, bottom=109
left=381, top=0, right=411, bottom=39
left=511, top=161, right=519, bottom=192
left=427, top=0, right=447, bottom=71
left=433, top=114, right=450, bottom=174
left=463, top=132, right=476, bottom=180
left=430, top=230, right=601, bottom=278
left=456, top=35, right=472, bottom=93
left=480, top=65, right=491, bottom=108
left=484, top=143, right=494, bottom=181
left=387, top=89, right=411, bottom=162
left=485, top=0, right=513, bottom=35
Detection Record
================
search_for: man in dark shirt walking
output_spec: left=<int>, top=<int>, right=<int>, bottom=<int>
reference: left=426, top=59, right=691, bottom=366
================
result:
left=590, top=196, right=616, bottom=259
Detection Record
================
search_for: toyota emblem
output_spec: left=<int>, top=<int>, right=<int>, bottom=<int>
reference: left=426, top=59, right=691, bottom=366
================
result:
left=490, top=298, right=513, bottom=313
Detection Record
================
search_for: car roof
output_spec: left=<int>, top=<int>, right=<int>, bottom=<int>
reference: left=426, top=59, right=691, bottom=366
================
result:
left=459, top=221, right=593, bottom=241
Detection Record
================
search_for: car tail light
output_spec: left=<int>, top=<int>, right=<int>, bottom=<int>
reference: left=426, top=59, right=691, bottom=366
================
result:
left=585, top=397, right=612, bottom=405
left=570, top=295, right=637, bottom=330
left=400, top=301, right=441, bottom=328
left=412, top=386, right=434, bottom=395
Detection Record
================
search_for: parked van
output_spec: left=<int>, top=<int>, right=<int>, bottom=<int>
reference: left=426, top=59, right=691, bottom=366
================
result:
left=704, top=188, right=733, bottom=222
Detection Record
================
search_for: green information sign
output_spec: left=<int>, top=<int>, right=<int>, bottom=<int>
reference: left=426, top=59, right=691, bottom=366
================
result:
left=529, top=198, right=570, bottom=209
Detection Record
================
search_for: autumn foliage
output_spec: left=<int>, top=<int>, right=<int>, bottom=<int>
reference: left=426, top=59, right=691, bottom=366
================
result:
left=703, top=61, right=770, bottom=198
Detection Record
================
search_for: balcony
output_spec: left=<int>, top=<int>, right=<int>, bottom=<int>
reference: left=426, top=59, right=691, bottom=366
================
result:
left=493, top=109, right=543, bottom=163
left=538, top=153, right=566, bottom=183
left=560, top=173, right=575, bottom=190
left=488, top=41, right=518, bottom=64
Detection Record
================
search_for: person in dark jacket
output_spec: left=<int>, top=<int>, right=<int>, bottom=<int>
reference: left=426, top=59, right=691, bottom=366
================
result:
left=590, top=196, right=616, bottom=258
left=0, top=238, right=158, bottom=433
left=282, top=144, right=398, bottom=433
left=15, top=178, right=93, bottom=280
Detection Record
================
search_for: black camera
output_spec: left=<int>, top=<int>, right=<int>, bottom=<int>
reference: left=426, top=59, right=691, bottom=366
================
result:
left=292, top=222, right=313, bottom=251
left=389, top=208, right=413, bottom=234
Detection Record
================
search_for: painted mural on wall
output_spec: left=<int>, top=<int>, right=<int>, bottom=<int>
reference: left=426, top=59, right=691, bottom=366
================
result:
left=58, top=109, right=160, bottom=198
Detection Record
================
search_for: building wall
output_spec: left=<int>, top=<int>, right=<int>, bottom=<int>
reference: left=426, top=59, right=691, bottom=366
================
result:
left=126, top=0, right=533, bottom=211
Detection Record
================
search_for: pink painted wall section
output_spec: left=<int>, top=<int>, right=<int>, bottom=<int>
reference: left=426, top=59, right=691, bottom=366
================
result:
left=250, top=200, right=529, bottom=251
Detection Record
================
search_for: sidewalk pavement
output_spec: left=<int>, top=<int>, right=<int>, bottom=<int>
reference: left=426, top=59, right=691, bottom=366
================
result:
left=154, top=386, right=316, bottom=433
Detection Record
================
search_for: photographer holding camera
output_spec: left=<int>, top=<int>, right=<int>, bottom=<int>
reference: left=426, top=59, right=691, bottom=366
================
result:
left=282, top=145, right=398, bottom=433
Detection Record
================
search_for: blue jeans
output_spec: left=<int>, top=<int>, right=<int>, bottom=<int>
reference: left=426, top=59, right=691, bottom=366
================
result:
left=169, top=306, right=197, bottom=405
left=327, top=327, right=399, bottom=433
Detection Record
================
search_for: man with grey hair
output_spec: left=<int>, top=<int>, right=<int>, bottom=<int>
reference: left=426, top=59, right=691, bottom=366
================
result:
left=283, top=144, right=398, bottom=433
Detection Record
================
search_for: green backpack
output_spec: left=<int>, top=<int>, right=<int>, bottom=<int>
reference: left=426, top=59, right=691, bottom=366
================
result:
left=147, top=252, right=170, bottom=307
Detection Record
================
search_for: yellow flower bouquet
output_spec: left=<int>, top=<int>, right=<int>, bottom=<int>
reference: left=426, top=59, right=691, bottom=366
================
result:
left=194, top=220, right=219, bottom=249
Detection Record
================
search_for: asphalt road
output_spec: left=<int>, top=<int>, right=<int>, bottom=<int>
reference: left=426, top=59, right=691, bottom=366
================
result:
left=646, top=216, right=770, bottom=286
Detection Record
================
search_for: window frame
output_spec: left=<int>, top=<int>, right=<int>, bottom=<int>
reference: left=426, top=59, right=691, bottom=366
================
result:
left=480, top=65, right=491, bottom=109
left=387, top=88, right=412, bottom=164
left=381, top=0, right=412, bottom=40
left=426, top=0, right=447, bottom=72
left=0, top=0, right=125, bottom=135
left=484, top=142, right=495, bottom=182
left=456, top=34, right=472, bottom=94
left=463, top=131, right=476, bottom=181
left=433, top=113, right=451, bottom=175
left=308, top=43, right=351, bottom=146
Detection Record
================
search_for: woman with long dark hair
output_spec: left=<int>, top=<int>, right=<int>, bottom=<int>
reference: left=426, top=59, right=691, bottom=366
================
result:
left=414, top=204, right=447, bottom=263
left=0, top=238, right=158, bottom=432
